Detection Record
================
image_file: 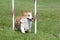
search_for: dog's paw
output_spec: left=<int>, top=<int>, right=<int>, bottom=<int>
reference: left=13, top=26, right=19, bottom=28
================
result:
left=25, top=31, right=29, bottom=33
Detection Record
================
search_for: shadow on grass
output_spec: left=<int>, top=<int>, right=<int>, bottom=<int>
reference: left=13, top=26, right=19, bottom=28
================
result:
left=15, top=28, right=34, bottom=34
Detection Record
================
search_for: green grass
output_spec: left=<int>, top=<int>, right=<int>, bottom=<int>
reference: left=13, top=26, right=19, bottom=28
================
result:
left=0, top=0, right=60, bottom=40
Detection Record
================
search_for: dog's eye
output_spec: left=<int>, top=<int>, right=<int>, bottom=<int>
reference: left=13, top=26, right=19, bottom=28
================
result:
left=28, top=15, right=30, bottom=16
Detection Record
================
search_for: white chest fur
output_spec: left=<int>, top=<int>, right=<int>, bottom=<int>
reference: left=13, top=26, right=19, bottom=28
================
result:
left=20, top=18, right=29, bottom=30
left=20, top=18, right=32, bottom=33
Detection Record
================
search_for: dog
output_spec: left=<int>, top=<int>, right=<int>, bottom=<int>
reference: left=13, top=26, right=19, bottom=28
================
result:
left=14, top=11, right=33, bottom=33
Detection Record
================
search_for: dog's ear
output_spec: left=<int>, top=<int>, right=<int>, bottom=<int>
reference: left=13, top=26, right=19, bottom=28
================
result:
left=23, top=13, right=27, bottom=16
left=23, top=13, right=28, bottom=18
left=21, top=10, right=25, bottom=14
left=21, top=10, right=26, bottom=16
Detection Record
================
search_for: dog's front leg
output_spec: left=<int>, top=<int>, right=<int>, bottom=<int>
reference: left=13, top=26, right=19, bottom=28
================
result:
left=29, top=21, right=32, bottom=32
left=20, top=24, right=25, bottom=33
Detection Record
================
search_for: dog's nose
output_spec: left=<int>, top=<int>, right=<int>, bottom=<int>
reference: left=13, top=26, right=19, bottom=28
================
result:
left=32, top=18, right=33, bottom=19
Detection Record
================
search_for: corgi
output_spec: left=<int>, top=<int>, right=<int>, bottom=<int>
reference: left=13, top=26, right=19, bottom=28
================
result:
left=14, top=11, right=33, bottom=33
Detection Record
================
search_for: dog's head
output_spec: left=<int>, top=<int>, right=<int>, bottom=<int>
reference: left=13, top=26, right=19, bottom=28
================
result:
left=23, top=11, right=33, bottom=21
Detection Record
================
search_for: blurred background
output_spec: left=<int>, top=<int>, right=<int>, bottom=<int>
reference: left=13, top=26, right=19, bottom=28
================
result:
left=0, top=0, right=60, bottom=40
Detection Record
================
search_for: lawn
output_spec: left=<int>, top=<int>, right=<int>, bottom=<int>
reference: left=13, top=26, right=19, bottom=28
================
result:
left=0, top=0, right=60, bottom=40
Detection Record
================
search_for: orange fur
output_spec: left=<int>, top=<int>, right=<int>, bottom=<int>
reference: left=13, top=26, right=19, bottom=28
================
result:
left=14, top=13, right=28, bottom=30
left=14, top=11, right=32, bottom=30
left=14, top=16, right=23, bottom=30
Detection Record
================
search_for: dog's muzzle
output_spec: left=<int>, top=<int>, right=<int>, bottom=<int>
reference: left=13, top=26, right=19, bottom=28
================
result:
left=27, top=18, right=33, bottom=21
